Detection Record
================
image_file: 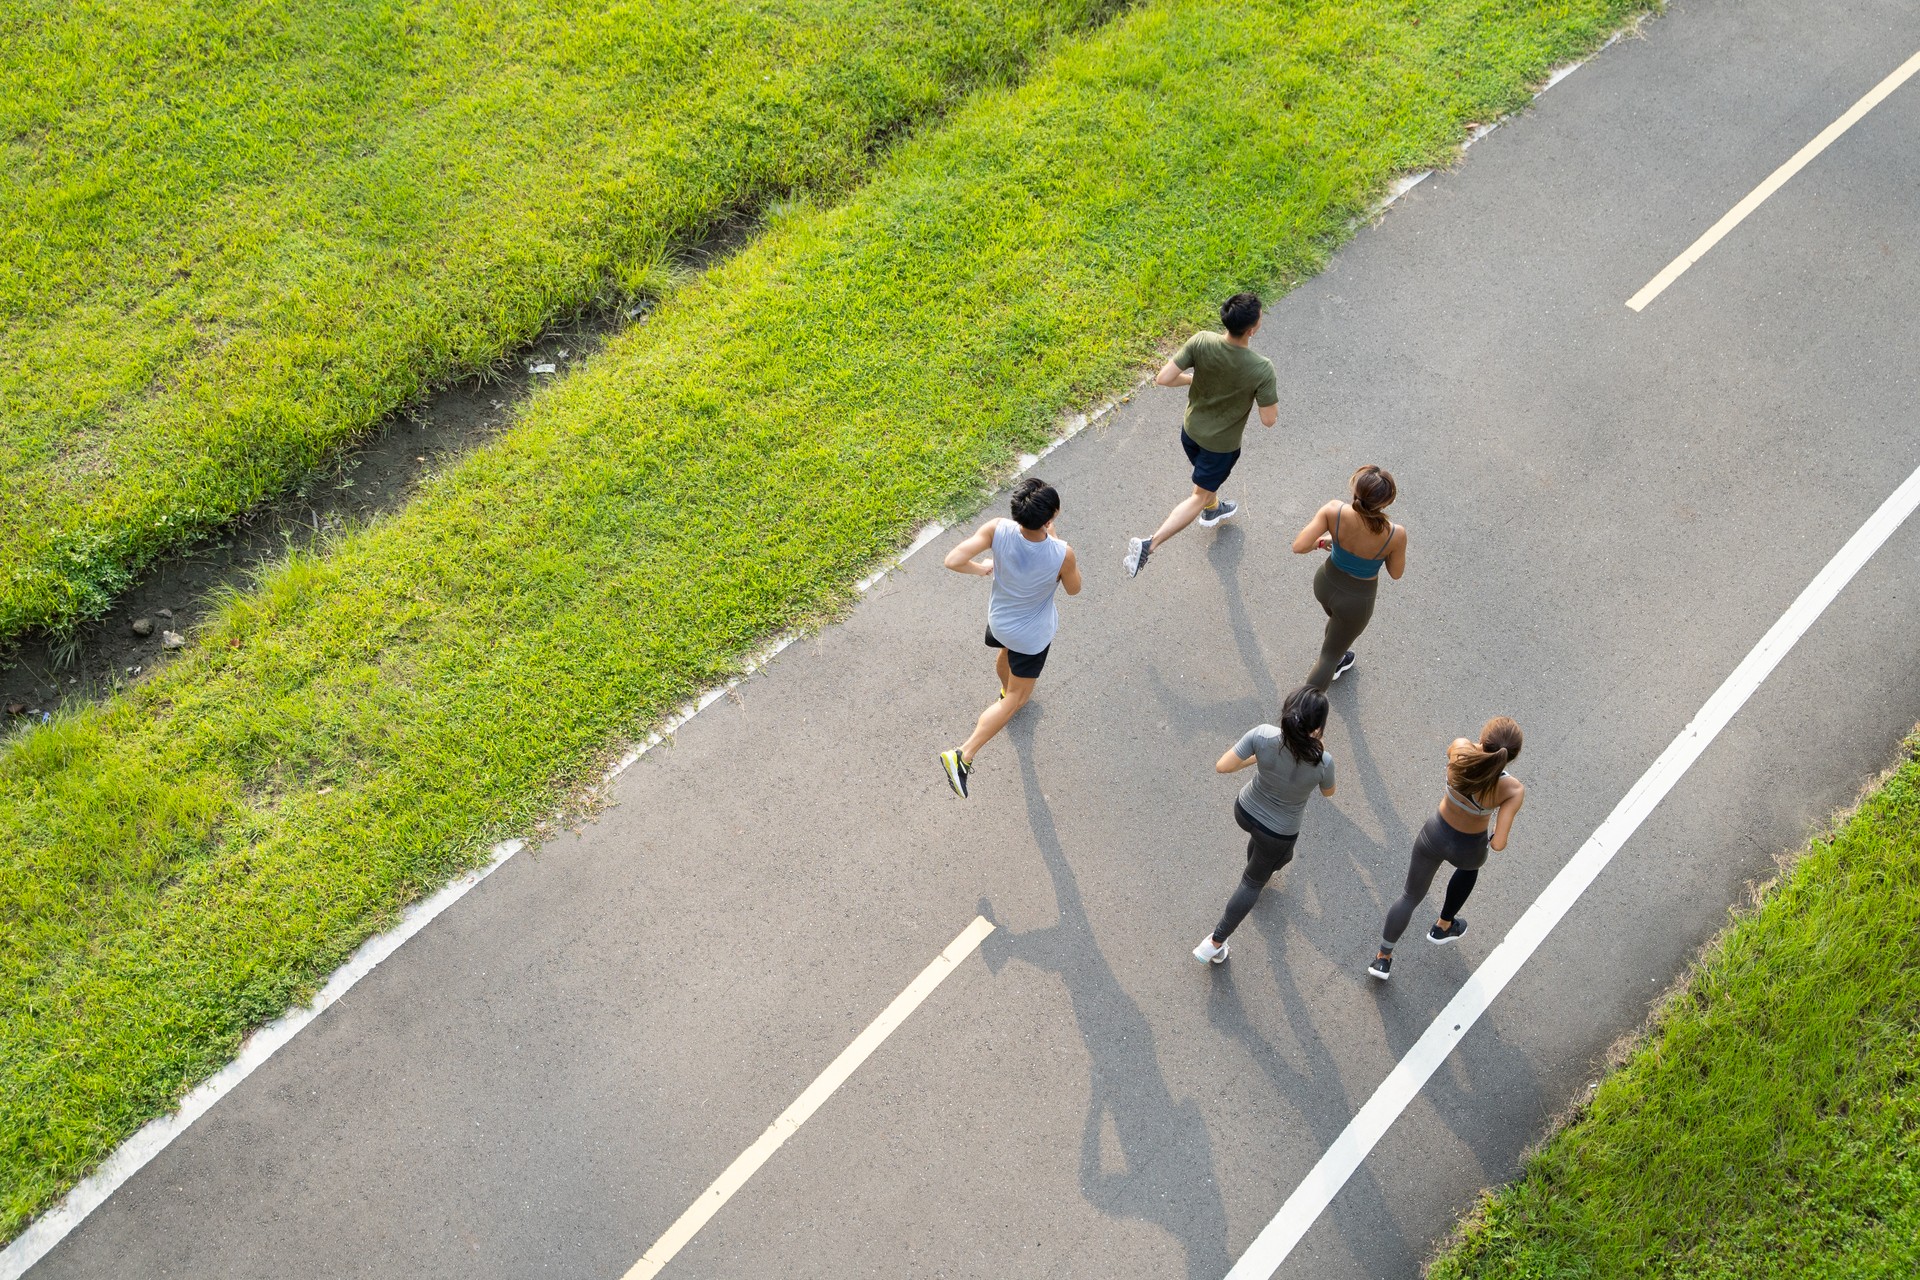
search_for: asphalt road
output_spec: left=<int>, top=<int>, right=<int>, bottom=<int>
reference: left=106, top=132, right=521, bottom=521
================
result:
left=28, top=0, right=1920, bottom=1276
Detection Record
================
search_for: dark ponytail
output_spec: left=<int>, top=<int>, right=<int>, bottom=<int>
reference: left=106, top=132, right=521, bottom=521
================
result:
left=1349, top=465, right=1397, bottom=536
left=1280, top=685, right=1328, bottom=765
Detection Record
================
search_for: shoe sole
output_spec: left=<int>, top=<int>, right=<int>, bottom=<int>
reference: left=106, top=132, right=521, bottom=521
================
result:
left=1332, top=659, right=1356, bottom=682
left=940, top=754, right=967, bottom=797
left=1427, top=932, right=1462, bottom=946
left=1124, top=539, right=1148, bottom=577
left=1194, top=948, right=1228, bottom=965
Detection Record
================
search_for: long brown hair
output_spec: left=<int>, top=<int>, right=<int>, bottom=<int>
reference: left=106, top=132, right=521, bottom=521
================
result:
left=1448, top=717, right=1522, bottom=807
left=1349, top=465, right=1397, bottom=535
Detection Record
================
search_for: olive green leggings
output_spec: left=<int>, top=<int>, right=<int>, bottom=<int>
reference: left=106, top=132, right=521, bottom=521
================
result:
left=1306, top=560, right=1377, bottom=690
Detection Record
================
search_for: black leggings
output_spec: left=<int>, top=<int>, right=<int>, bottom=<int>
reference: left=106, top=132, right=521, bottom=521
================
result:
left=1211, top=802, right=1298, bottom=942
left=1381, top=812, right=1488, bottom=946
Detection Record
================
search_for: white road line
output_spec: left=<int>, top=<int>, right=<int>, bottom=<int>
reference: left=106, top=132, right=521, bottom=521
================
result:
left=1627, top=47, right=1920, bottom=311
left=1224, top=463, right=1920, bottom=1280
left=622, top=915, right=995, bottom=1280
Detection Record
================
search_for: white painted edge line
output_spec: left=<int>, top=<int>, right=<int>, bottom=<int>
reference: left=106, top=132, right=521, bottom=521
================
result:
left=622, top=915, right=995, bottom=1280
left=1374, top=25, right=1634, bottom=214
left=1627, top=46, right=1920, bottom=311
left=0, top=398, right=1113, bottom=1280
left=0, top=839, right=532, bottom=1280
left=1223, top=462, right=1920, bottom=1280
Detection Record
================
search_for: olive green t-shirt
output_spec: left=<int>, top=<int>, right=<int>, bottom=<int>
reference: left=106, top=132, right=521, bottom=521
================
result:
left=1173, top=331, right=1279, bottom=454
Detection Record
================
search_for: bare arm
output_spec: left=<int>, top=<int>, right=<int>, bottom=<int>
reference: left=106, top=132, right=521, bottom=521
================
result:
left=942, top=520, right=998, bottom=576
left=1258, top=401, right=1279, bottom=428
left=1292, top=501, right=1338, bottom=554
left=1489, top=778, right=1526, bottom=852
left=1056, top=543, right=1082, bottom=596
left=1216, top=746, right=1256, bottom=774
left=1384, top=525, right=1409, bottom=580
left=1156, top=357, right=1193, bottom=388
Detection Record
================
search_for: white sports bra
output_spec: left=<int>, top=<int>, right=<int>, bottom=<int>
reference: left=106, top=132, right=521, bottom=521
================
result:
left=1446, top=772, right=1507, bottom=817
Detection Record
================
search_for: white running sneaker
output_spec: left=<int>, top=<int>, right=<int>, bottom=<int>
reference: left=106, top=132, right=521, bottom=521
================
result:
left=1193, top=934, right=1229, bottom=964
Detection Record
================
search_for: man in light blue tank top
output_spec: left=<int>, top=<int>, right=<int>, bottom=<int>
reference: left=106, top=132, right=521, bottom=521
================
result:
left=938, top=479, right=1081, bottom=798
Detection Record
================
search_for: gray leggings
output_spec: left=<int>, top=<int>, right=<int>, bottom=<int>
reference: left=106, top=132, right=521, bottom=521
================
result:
left=1306, top=560, right=1377, bottom=690
left=1382, top=813, right=1489, bottom=945
left=1210, top=802, right=1298, bottom=943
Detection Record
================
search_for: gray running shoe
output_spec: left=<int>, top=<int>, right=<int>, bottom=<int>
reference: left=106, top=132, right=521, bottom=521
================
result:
left=939, top=750, right=971, bottom=798
left=1196, top=499, right=1239, bottom=528
left=1123, top=536, right=1152, bottom=578
left=1427, top=917, right=1468, bottom=945
left=1331, top=650, right=1357, bottom=681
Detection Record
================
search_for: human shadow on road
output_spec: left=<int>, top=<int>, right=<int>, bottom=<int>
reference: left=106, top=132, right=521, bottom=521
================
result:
left=1362, top=889, right=1551, bottom=1204
left=1205, top=524, right=1282, bottom=716
left=1203, top=887, right=1423, bottom=1276
left=978, top=707, right=1232, bottom=1280
left=1326, top=678, right=1411, bottom=858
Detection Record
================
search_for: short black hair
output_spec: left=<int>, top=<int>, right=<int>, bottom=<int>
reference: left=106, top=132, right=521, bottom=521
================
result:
left=1221, top=292, right=1263, bottom=337
left=1010, top=477, right=1060, bottom=530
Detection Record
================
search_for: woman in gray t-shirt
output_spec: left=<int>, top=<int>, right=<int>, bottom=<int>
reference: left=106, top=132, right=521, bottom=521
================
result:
left=1193, top=685, right=1337, bottom=964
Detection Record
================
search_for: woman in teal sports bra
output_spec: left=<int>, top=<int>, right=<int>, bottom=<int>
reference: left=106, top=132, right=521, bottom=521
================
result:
left=1291, top=465, right=1407, bottom=690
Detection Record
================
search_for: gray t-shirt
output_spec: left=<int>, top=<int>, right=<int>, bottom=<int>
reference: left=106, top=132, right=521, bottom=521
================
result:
left=1234, top=725, right=1335, bottom=836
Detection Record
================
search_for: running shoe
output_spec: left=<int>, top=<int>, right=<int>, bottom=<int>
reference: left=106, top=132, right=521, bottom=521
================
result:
left=1193, top=934, right=1229, bottom=964
left=1366, top=950, right=1393, bottom=980
left=1331, top=650, right=1357, bottom=681
left=1427, top=917, right=1468, bottom=945
left=1123, top=536, right=1152, bottom=578
left=939, top=750, right=971, bottom=798
left=1196, top=499, right=1239, bottom=528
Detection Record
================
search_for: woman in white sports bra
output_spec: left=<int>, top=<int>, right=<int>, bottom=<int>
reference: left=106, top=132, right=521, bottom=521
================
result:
left=1368, top=717, right=1525, bottom=980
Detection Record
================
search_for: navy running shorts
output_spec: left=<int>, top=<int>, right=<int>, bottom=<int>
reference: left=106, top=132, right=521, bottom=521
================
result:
left=1181, top=430, right=1241, bottom=493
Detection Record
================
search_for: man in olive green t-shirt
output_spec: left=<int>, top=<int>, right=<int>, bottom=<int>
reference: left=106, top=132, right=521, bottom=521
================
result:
left=1124, top=292, right=1280, bottom=578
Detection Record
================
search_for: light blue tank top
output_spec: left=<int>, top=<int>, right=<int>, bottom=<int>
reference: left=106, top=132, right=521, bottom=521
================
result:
left=986, top=520, right=1068, bottom=655
left=1327, top=505, right=1398, bottom=580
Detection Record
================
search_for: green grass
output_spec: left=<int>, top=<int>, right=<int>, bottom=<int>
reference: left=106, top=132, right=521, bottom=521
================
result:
left=1430, top=737, right=1920, bottom=1279
left=0, top=0, right=1652, bottom=1243
left=0, top=0, right=1111, bottom=640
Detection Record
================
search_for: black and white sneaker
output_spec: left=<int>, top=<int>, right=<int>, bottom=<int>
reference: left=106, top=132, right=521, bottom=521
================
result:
left=1331, top=650, right=1357, bottom=681
left=1196, top=499, right=1239, bottom=528
left=939, top=750, right=971, bottom=798
left=1123, top=536, right=1152, bottom=578
left=1427, top=917, right=1468, bottom=945
left=1366, top=951, right=1393, bottom=980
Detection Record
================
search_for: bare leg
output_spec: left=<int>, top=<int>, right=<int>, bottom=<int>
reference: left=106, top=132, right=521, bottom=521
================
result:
left=961, top=674, right=1037, bottom=762
left=1148, top=484, right=1216, bottom=550
left=995, top=648, right=1012, bottom=696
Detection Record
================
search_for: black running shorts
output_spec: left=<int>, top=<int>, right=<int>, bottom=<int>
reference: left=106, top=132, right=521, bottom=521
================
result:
left=984, top=626, right=1049, bottom=679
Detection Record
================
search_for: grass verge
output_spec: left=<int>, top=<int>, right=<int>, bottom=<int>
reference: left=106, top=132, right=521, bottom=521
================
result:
left=1429, top=734, right=1920, bottom=1279
left=0, top=0, right=1653, bottom=1243
left=0, top=0, right=1109, bottom=639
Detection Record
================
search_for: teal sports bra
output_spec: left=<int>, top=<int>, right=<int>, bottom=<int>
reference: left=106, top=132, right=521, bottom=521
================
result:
left=1327, top=506, right=1398, bottom=580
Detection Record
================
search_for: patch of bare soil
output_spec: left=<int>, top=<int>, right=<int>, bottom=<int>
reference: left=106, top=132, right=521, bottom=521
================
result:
left=1, top=311, right=628, bottom=733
